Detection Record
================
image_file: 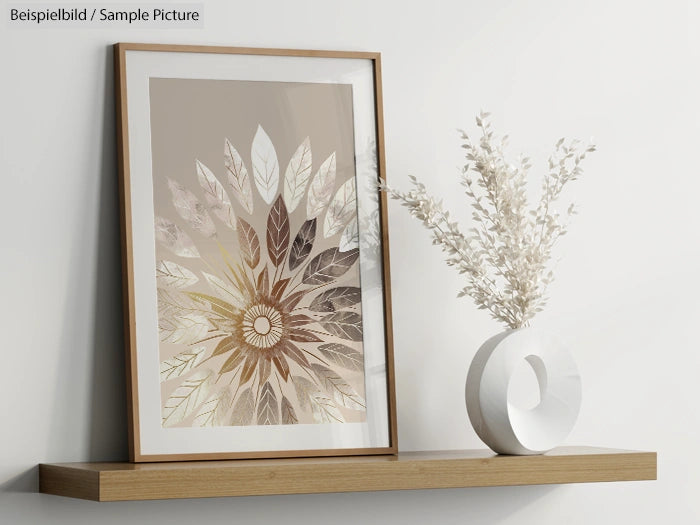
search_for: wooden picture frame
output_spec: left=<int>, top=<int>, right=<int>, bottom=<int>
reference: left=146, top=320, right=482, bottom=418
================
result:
left=114, top=43, right=397, bottom=462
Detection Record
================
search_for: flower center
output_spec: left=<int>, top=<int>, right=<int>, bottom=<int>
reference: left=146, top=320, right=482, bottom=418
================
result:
left=242, top=304, right=283, bottom=349
left=253, top=316, right=271, bottom=335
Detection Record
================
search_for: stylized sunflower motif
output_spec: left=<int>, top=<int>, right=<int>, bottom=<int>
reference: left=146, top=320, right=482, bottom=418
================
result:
left=155, top=125, right=366, bottom=428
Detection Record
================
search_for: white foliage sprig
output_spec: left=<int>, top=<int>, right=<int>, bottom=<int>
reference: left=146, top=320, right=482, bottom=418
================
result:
left=382, top=112, right=595, bottom=329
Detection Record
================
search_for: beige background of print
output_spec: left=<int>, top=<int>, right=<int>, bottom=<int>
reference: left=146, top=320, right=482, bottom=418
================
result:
left=148, top=78, right=366, bottom=425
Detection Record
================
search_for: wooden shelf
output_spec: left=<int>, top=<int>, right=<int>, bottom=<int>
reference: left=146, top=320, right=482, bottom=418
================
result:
left=39, top=446, right=656, bottom=502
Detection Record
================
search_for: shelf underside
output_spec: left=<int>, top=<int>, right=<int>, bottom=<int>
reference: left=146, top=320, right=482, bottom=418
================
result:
left=39, top=446, right=656, bottom=502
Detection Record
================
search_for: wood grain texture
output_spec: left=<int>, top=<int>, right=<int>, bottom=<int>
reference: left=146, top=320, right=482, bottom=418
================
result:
left=39, top=447, right=656, bottom=502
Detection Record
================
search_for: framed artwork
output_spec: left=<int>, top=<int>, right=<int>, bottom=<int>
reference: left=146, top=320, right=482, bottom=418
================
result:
left=114, top=43, right=397, bottom=461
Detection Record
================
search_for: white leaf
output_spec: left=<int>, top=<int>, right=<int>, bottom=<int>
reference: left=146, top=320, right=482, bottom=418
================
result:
left=251, top=125, right=279, bottom=204
left=156, top=260, right=199, bottom=289
left=160, top=346, right=207, bottom=382
left=196, top=160, right=236, bottom=230
left=159, top=312, right=210, bottom=345
left=323, top=178, right=357, bottom=238
left=338, top=217, right=359, bottom=252
left=224, top=138, right=254, bottom=214
left=167, top=179, right=217, bottom=238
left=192, top=388, right=232, bottom=427
left=311, top=363, right=365, bottom=410
left=162, top=369, right=213, bottom=427
left=306, top=152, right=336, bottom=219
left=283, top=137, right=313, bottom=213
left=201, top=271, right=246, bottom=309
left=154, top=216, right=200, bottom=258
left=291, top=375, right=344, bottom=423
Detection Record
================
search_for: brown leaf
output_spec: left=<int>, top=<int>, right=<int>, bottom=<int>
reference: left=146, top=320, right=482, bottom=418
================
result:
left=318, top=343, right=364, bottom=372
left=289, top=218, right=316, bottom=271
left=257, top=382, right=279, bottom=425
left=258, top=355, right=271, bottom=384
left=281, top=396, right=298, bottom=425
left=219, top=349, right=245, bottom=374
left=302, top=248, right=359, bottom=285
left=211, top=336, right=236, bottom=358
left=240, top=356, right=257, bottom=384
left=257, top=266, right=269, bottom=296
left=271, top=278, right=290, bottom=301
left=281, top=341, right=310, bottom=368
left=272, top=356, right=290, bottom=381
left=289, top=328, right=322, bottom=343
left=309, top=287, right=362, bottom=312
left=237, top=217, right=260, bottom=269
left=266, top=195, right=290, bottom=268
left=319, top=311, right=363, bottom=341
left=287, top=314, right=314, bottom=327
left=279, top=290, right=307, bottom=312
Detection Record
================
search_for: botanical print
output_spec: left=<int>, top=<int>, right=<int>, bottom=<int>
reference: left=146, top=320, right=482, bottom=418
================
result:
left=150, top=80, right=366, bottom=428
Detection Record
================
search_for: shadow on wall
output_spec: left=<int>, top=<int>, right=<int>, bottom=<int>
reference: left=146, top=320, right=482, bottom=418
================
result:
left=84, top=45, right=128, bottom=464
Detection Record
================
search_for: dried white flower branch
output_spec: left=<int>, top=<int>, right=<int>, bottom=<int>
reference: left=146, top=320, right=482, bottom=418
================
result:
left=381, top=112, right=596, bottom=329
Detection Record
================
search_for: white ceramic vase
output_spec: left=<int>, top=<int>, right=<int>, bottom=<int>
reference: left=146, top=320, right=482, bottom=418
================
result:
left=465, top=327, right=582, bottom=455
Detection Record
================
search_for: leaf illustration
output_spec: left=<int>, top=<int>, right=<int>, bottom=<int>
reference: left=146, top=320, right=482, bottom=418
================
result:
left=257, top=382, right=279, bottom=425
left=319, top=311, right=363, bottom=341
left=281, top=396, right=298, bottom=425
left=272, top=355, right=290, bottom=381
left=167, top=178, right=217, bottom=238
left=286, top=314, right=314, bottom=327
left=258, top=356, right=271, bottom=385
left=279, top=290, right=308, bottom=311
left=283, top=137, right=313, bottom=213
left=289, top=218, right=316, bottom=271
left=271, top=278, right=291, bottom=301
left=289, top=328, right=322, bottom=343
left=162, top=369, right=213, bottom=427
left=193, top=388, right=232, bottom=427
left=310, top=363, right=365, bottom=410
left=310, top=393, right=345, bottom=423
left=240, top=356, right=257, bottom=384
left=210, top=335, right=236, bottom=358
left=339, top=217, right=359, bottom=252
left=157, top=287, right=201, bottom=318
left=318, top=343, right=364, bottom=372
left=306, top=152, right=336, bottom=219
left=219, top=349, right=245, bottom=374
left=257, top=266, right=270, bottom=296
left=159, top=312, right=210, bottom=345
left=186, top=292, right=238, bottom=319
left=281, top=341, right=311, bottom=369
left=292, top=375, right=343, bottom=422
left=230, top=387, right=254, bottom=426
left=224, top=138, right=254, bottom=214
left=309, top=286, right=362, bottom=312
left=196, top=159, right=236, bottom=229
left=160, top=346, right=207, bottom=382
left=291, top=375, right=318, bottom=411
left=302, top=248, right=360, bottom=285
left=266, top=195, right=290, bottom=267
left=201, top=271, right=246, bottom=309
left=323, top=178, right=357, bottom=238
left=156, top=260, right=199, bottom=289
left=251, top=125, right=279, bottom=204
left=237, top=217, right=260, bottom=269
left=154, top=216, right=200, bottom=258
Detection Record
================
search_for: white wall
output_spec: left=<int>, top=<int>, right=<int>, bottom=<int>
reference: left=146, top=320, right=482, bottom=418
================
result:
left=2, top=0, right=698, bottom=522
